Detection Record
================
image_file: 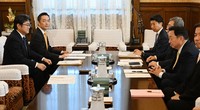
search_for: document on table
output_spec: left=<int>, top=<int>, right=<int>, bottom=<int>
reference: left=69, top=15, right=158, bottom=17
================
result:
left=130, top=89, right=164, bottom=98
left=47, top=75, right=75, bottom=84
left=71, top=51, right=84, bottom=54
left=124, top=69, right=151, bottom=78
left=57, top=60, right=83, bottom=66
left=64, top=56, right=86, bottom=60
left=68, top=53, right=92, bottom=57
left=117, top=61, right=143, bottom=67
left=119, top=59, right=143, bottom=63
left=118, top=51, right=141, bottom=58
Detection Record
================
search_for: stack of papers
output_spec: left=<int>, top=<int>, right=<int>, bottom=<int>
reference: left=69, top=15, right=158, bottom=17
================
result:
left=117, top=61, right=143, bottom=67
left=47, top=75, right=75, bottom=84
left=57, top=60, right=83, bottom=66
left=130, top=89, right=164, bottom=98
left=89, top=97, right=113, bottom=103
left=118, top=51, right=140, bottom=58
left=124, top=69, right=151, bottom=78
left=71, top=51, right=84, bottom=54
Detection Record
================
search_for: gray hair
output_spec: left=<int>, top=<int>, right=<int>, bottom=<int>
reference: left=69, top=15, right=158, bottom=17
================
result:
left=169, top=17, right=184, bottom=27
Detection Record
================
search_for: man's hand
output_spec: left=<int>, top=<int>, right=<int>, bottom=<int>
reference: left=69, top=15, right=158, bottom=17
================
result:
left=148, top=65, right=162, bottom=77
left=133, top=49, right=142, bottom=56
left=146, top=55, right=157, bottom=62
left=171, top=93, right=180, bottom=100
left=148, top=61, right=158, bottom=68
left=59, top=53, right=68, bottom=59
left=43, top=58, right=52, bottom=65
left=37, top=63, right=47, bottom=71
left=62, top=51, right=69, bottom=54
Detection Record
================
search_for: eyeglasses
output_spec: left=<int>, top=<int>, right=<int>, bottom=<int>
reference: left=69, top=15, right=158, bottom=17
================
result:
left=22, top=23, right=31, bottom=27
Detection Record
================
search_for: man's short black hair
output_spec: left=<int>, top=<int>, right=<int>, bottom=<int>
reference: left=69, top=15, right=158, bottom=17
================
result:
left=194, top=23, right=200, bottom=30
left=168, top=26, right=189, bottom=40
left=37, top=12, right=50, bottom=22
left=14, top=14, right=31, bottom=30
left=150, top=14, right=164, bottom=24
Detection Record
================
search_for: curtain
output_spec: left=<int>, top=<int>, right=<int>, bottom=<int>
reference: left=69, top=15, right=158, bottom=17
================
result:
left=32, top=0, right=131, bottom=43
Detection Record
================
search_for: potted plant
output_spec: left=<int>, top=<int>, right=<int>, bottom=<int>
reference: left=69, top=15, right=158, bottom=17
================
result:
left=4, top=7, right=15, bottom=33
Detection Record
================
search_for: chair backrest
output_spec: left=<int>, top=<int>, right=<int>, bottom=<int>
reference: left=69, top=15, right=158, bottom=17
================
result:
left=143, top=29, right=157, bottom=48
left=0, top=36, right=7, bottom=64
left=77, top=30, right=86, bottom=39
left=46, top=29, right=74, bottom=47
left=93, top=29, right=123, bottom=47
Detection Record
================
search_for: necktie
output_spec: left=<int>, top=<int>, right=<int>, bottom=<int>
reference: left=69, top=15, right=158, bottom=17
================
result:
left=43, top=32, right=48, bottom=50
left=22, top=37, right=27, bottom=50
left=154, top=33, right=158, bottom=46
left=197, top=53, right=200, bottom=63
left=155, top=33, right=158, bottom=42
left=172, top=51, right=180, bottom=69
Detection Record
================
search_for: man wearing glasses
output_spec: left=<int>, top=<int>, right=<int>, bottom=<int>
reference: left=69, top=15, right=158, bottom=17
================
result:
left=3, top=14, right=52, bottom=93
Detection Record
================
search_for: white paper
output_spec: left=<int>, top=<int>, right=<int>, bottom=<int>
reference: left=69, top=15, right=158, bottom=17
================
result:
left=123, top=69, right=148, bottom=73
left=117, top=61, right=143, bottom=67
left=64, top=56, right=86, bottom=60
left=118, top=51, right=140, bottom=58
left=124, top=69, right=150, bottom=78
left=71, top=51, right=84, bottom=54
left=57, top=60, right=82, bottom=66
left=119, top=59, right=143, bottom=62
left=47, top=75, right=75, bottom=84
left=95, top=66, right=112, bottom=70
left=68, top=53, right=92, bottom=57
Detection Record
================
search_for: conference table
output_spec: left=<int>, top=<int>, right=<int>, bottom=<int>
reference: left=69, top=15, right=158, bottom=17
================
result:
left=26, top=51, right=166, bottom=110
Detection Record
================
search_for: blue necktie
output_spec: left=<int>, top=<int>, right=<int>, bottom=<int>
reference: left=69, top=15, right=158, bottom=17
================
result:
left=22, top=37, right=27, bottom=50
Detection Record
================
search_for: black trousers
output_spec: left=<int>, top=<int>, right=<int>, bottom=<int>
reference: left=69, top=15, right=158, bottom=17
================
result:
left=167, top=99, right=194, bottom=110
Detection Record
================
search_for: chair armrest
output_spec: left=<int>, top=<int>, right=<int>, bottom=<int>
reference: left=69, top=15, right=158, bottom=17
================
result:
left=142, top=43, right=150, bottom=51
left=195, top=97, right=200, bottom=107
left=118, top=42, right=127, bottom=51
left=0, top=69, right=22, bottom=80
left=0, top=65, right=29, bottom=75
left=66, top=42, right=75, bottom=52
left=0, top=81, right=9, bottom=97
left=89, top=42, right=98, bottom=51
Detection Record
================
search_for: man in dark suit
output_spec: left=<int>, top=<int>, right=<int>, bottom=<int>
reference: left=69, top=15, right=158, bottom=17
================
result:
left=3, top=14, right=52, bottom=93
left=30, top=12, right=68, bottom=70
left=148, top=26, right=199, bottom=91
left=166, top=23, right=200, bottom=110
left=134, top=14, right=169, bottom=60
left=146, top=17, right=184, bottom=68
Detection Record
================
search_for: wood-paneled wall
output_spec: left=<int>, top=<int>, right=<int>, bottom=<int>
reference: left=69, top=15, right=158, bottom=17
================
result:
left=139, top=2, right=200, bottom=41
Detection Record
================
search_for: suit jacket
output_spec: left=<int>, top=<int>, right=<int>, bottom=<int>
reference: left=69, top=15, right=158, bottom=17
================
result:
left=143, top=29, right=169, bottom=59
left=162, top=40, right=199, bottom=84
left=158, top=46, right=177, bottom=68
left=30, top=28, right=61, bottom=62
left=3, top=30, right=43, bottom=68
left=178, top=60, right=200, bottom=101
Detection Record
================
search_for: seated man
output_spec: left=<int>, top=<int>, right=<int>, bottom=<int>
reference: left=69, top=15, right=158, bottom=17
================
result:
left=134, top=14, right=169, bottom=60
left=148, top=26, right=198, bottom=92
left=146, top=17, right=184, bottom=68
left=30, top=12, right=68, bottom=74
left=167, top=23, right=200, bottom=110
left=3, top=14, right=52, bottom=93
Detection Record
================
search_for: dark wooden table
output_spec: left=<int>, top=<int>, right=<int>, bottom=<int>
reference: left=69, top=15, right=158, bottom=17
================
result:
left=26, top=51, right=166, bottom=110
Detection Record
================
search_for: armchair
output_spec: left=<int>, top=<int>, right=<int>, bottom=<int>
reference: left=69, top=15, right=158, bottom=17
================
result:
left=0, top=36, right=35, bottom=105
left=89, top=29, right=126, bottom=51
left=46, top=29, right=75, bottom=52
left=0, top=69, right=24, bottom=110
left=142, top=29, right=157, bottom=50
